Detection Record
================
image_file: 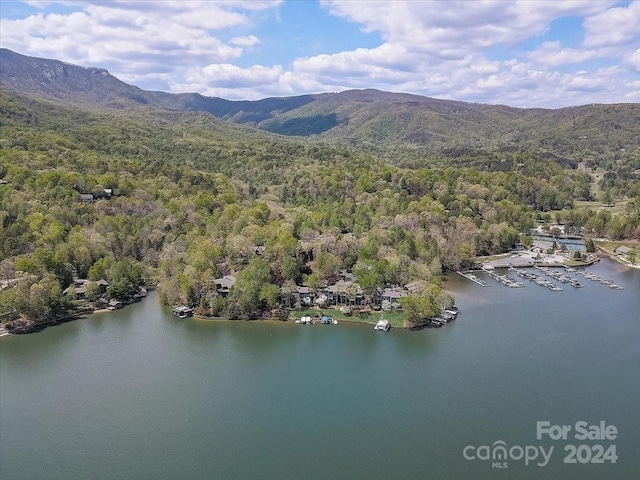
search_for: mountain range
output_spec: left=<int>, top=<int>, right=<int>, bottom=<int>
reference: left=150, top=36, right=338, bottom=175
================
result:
left=1, top=48, right=638, bottom=164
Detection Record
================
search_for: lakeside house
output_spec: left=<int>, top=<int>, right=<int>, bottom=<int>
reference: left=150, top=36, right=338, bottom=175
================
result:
left=615, top=246, right=633, bottom=256
left=380, top=287, right=407, bottom=305
left=62, top=279, right=109, bottom=299
left=287, top=277, right=423, bottom=310
left=214, top=275, right=236, bottom=297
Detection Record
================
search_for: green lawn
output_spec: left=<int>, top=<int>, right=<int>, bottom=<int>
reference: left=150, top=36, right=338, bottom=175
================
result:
left=293, top=306, right=406, bottom=328
left=595, top=240, right=638, bottom=253
left=573, top=200, right=628, bottom=214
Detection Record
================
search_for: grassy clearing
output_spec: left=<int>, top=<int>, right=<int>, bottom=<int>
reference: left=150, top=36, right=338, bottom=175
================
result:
left=475, top=252, right=513, bottom=262
left=573, top=200, right=628, bottom=214
left=293, top=307, right=406, bottom=328
left=595, top=240, right=638, bottom=253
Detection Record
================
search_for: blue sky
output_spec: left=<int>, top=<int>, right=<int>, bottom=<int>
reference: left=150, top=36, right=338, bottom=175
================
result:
left=1, top=1, right=638, bottom=107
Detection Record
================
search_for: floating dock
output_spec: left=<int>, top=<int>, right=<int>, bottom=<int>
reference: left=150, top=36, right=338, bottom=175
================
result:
left=481, top=268, right=525, bottom=288
left=510, top=267, right=563, bottom=291
left=456, top=270, right=490, bottom=287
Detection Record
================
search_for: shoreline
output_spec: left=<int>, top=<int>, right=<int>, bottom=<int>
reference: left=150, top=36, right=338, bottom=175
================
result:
left=191, top=312, right=392, bottom=328
left=595, top=245, right=640, bottom=270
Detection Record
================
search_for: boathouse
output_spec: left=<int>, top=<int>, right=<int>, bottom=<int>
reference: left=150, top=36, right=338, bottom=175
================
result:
left=172, top=306, right=193, bottom=318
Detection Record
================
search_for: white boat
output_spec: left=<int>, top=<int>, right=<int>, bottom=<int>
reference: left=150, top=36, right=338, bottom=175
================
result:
left=332, top=319, right=338, bottom=325
left=374, top=319, right=390, bottom=331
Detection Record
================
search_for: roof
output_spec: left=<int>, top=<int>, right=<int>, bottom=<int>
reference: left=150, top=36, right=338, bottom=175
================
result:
left=382, top=288, right=407, bottom=299
left=615, top=246, right=633, bottom=254
left=173, top=305, right=193, bottom=313
left=404, top=281, right=425, bottom=294
left=63, top=278, right=109, bottom=295
left=214, top=275, right=236, bottom=289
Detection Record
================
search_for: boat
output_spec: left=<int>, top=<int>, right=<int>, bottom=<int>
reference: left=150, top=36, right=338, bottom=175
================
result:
left=332, top=319, right=339, bottom=325
left=374, top=319, right=391, bottom=331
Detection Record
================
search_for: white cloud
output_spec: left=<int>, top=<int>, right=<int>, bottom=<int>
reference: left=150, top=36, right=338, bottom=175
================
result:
left=0, top=1, right=276, bottom=89
left=1, top=0, right=637, bottom=107
left=186, top=63, right=283, bottom=89
left=230, top=35, right=260, bottom=48
left=527, top=41, right=599, bottom=67
left=627, top=49, right=640, bottom=71
left=583, top=1, right=640, bottom=48
left=321, top=0, right=618, bottom=56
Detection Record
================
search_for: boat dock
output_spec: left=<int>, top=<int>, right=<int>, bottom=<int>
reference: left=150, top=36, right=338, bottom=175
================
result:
left=460, top=265, right=624, bottom=292
left=510, top=267, right=563, bottom=291
left=570, top=268, right=624, bottom=289
left=456, top=271, right=490, bottom=287
left=481, top=268, right=525, bottom=288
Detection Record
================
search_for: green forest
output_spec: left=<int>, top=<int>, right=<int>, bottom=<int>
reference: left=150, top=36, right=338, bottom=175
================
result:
left=1, top=88, right=639, bottom=330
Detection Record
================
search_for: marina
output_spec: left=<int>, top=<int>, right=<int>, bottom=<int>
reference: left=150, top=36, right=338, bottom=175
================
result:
left=455, top=264, right=628, bottom=294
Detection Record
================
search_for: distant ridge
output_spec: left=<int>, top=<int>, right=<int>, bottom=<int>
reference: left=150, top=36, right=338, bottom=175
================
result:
left=1, top=48, right=638, bottom=160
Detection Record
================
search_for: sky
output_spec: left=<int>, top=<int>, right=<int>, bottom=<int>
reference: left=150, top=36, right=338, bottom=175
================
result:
left=1, top=0, right=639, bottom=108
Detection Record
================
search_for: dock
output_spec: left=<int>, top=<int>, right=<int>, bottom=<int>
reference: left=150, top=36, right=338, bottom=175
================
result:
left=510, top=267, right=563, bottom=291
left=571, top=268, right=624, bottom=289
left=456, top=270, right=490, bottom=287
left=481, top=268, right=525, bottom=288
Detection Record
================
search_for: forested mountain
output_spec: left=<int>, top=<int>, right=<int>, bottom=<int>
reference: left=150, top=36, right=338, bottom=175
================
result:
left=2, top=48, right=639, bottom=168
left=1, top=49, right=639, bottom=330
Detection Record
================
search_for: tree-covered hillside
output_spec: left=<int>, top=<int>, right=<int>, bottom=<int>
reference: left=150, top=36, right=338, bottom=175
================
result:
left=1, top=85, right=639, bottom=329
left=2, top=48, right=639, bottom=171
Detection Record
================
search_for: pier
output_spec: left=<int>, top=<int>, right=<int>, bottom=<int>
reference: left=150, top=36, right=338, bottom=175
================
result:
left=456, top=271, right=490, bottom=287
left=570, top=268, right=624, bottom=289
left=510, top=267, right=563, bottom=291
left=481, top=268, right=524, bottom=287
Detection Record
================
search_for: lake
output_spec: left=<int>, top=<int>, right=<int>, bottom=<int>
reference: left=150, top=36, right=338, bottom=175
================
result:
left=1, top=258, right=639, bottom=479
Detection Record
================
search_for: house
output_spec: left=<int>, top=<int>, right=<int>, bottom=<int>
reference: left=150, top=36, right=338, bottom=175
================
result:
left=404, top=281, right=426, bottom=295
left=214, top=275, right=236, bottom=296
left=322, top=280, right=364, bottom=305
left=615, top=246, right=633, bottom=256
left=295, top=285, right=316, bottom=304
left=381, top=288, right=407, bottom=304
left=79, top=193, right=94, bottom=203
left=532, top=240, right=554, bottom=253
left=63, top=279, right=109, bottom=299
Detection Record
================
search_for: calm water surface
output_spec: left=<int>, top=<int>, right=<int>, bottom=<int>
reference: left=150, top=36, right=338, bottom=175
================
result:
left=1, top=258, right=639, bottom=479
